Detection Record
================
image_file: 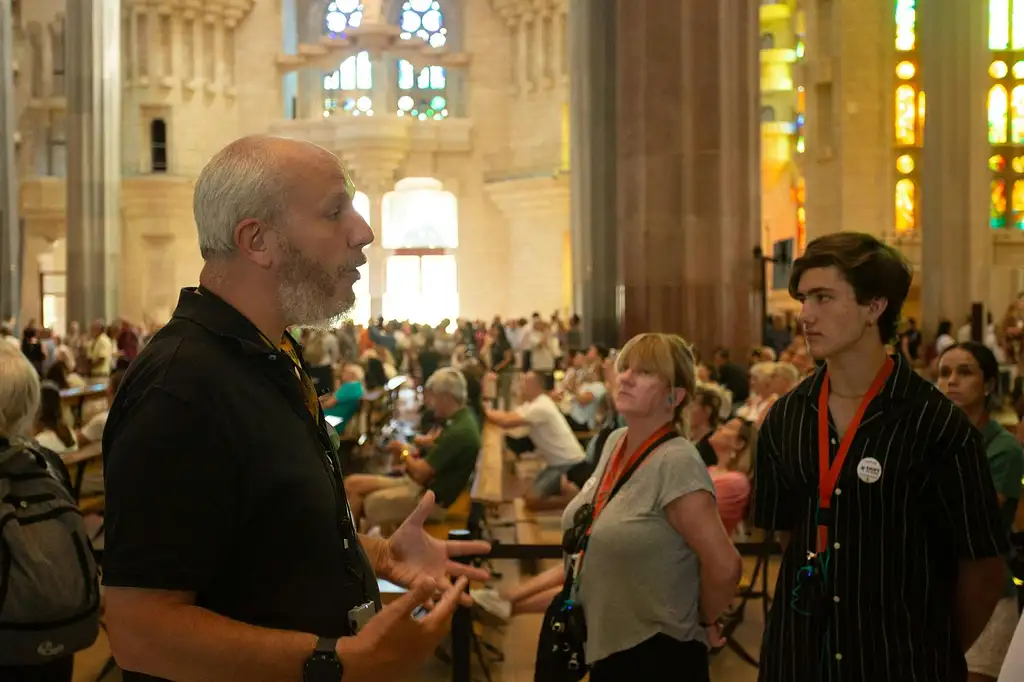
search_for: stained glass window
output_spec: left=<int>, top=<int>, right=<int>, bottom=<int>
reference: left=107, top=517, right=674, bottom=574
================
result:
left=1015, top=0, right=1024, bottom=49
left=1013, top=85, right=1024, bottom=143
left=992, top=179, right=1009, bottom=228
left=323, top=1, right=372, bottom=116
left=895, top=179, right=916, bottom=234
left=895, top=85, right=917, bottom=145
left=895, top=0, right=916, bottom=51
left=397, top=0, right=449, bottom=119
left=1013, top=181, right=1024, bottom=228
left=990, top=85, right=1009, bottom=143
left=993, top=0, right=1011, bottom=49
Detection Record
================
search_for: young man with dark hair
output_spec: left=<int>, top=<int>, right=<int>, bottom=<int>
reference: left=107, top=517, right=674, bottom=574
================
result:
left=754, top=232, right=1008, bottom=682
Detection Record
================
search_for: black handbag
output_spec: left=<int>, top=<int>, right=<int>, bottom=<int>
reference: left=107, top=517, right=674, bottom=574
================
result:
left=533, top=429, right=679, bottom=682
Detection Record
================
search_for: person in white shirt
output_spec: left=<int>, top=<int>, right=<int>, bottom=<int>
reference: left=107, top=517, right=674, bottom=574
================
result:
left=86, top=320, right=114, bottom=379
left=528, top=320, right=558, bottom=389
left=566, top=367, right=608, bottom=432
left=484, top=371, right=586, bottom=510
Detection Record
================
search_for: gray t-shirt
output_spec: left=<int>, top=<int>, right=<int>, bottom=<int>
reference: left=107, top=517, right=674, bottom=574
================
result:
left=560, top=427, right=715, bottom=664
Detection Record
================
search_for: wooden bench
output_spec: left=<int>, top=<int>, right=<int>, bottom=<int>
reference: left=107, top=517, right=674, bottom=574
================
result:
left=60, top=442, right=103, bottom=502
left=511, top=498, right=563, bottom=575
left=424, top=489, right=473, bottom=541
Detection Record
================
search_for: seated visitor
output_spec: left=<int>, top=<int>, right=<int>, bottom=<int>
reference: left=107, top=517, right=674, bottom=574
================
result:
left=938, top=342, right=1024, bottom=682
left=687, top=383, right=726, bottom=467
left=36, top=381, right=78, bottom=453
left=77, top=368, right=126, bottom=446
left=706, top=417, right=755, bottom=536
left=753, top=361, right=802, bottom=427
left=473, top=332, right=741, bottom=680
left=736, top=361, right=776, bottom=422
left=318, top=363, right=364, bottom=433
left=344, top=367, right=481, bottom=530
left=484, top=371, right=586, bottom=510
left=565, top=366, right=607, bottom=432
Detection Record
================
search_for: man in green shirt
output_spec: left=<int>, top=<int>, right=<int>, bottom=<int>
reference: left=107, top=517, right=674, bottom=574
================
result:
left=345, top=367, right=481, bottom=531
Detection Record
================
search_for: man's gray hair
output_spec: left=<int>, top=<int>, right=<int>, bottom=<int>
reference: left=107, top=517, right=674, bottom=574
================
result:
left=0, top=342, right=41, bottom=439
left=425, top=367, right=467, bottom=406
left=193, top=136, right=288, bottom=260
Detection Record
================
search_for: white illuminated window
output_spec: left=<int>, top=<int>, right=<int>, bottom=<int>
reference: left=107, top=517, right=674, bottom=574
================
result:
left=344, top=191, right=372, bottom=324
left=381, top=177, right=458, bottom=249
left=382, top=254, right=458, bottom=325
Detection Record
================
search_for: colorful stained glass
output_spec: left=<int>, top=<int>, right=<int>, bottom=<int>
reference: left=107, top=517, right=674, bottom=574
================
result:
left=992, top=179, right=1008, bottom=228
left=991, top=0, right=1011, bottom=49
left=895, top=179, right=916, bottom=234
left=1014, top=156, right=1024, bottom=173
left=1013, top=86, right=1024, bottom=143
left=990, top=85, right=1009, bottom=144
left=397, top=1, right=448, bottom=118
left=1014, top=0, right=1024, bottom=49
left=895, top=85, right=917, bottom=145
left=991, top=154, right=1008, bottom=171
left=322, top=3, right=370, bottom=116
left=1013, top=181, right=1024, bottom=229
left=896, top=154, right=915, bottom=174
left=1015, top=62, right=1024, bottom=79
left=896, top=61, right=916, bottom=79
left=895, top=0, right=916, bottom=51
left=991, top=61, right=1009, bottom=79
left=917, top=91, right=926, bottom=143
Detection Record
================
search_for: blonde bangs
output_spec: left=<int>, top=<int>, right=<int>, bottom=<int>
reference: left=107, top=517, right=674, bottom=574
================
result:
left=615, top=333, right=695, bottom=395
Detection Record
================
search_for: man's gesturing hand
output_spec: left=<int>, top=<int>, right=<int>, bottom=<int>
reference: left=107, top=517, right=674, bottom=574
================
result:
left=336, top=575, right=469, bottom=681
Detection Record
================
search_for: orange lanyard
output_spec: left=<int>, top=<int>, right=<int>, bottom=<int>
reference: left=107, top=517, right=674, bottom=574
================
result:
left=816, top=357, right=893, bottom=553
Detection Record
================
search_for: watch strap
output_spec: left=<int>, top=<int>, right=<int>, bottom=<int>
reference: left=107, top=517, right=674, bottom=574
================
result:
left=314, top=636, right=339, bottom=655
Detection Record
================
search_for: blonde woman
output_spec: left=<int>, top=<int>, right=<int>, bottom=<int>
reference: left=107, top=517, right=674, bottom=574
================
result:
left=479, top=333, right=741, bottom=680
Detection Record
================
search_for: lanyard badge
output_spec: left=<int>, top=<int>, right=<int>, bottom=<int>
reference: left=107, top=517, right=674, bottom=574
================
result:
left=815, top=357, right=893, bottom=553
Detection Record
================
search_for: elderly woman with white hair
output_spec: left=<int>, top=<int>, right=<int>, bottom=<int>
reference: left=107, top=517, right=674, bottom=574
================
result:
left=319, top=362, right=365, bottom=433
left=0, top=342, right=83, bottom=682
left=344, top=367, right=482, bottom=531
left=736, top=361, right=777, bottom=423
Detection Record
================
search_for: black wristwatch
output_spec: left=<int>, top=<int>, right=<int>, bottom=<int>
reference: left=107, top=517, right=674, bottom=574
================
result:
left=303, top=637, right=342, bottom=681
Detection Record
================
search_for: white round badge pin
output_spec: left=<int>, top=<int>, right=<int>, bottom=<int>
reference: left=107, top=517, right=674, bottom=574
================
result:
left=856, top=457, right=883, bottom=484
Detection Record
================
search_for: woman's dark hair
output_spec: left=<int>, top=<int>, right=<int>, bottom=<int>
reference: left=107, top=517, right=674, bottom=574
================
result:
left=363, top=357, right=388, bottom=390
left=43, top=361, right=69, bottom=389
left=589, top=343, right=609, bottom=360
left=38, top=382, right=75, bottom=448
left=936, top=320, right=953, bottom=337
left=788, top=232, right=912, bottom=344
left=940, top=341, right=1000, bottom=410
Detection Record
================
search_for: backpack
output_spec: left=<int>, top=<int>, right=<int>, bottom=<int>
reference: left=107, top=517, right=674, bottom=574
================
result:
left=0, top=439, right=100, bottom=665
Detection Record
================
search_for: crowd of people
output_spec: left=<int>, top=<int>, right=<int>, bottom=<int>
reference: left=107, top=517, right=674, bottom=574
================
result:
left=3, top=134, right=1024, bottom=682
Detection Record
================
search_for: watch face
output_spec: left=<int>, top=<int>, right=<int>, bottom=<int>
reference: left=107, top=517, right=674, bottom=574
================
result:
left=304, top=654, right=342, bottom=682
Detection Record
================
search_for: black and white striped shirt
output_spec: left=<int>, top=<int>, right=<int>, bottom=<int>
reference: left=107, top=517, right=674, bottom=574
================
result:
left=754, top=353, right=1009, bottom=682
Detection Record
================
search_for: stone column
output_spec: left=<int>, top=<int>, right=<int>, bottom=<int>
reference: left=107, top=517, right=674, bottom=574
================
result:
left=485, top=175, right=570, bottom=317
left=0, top=0, right=19, bottom=322
left=616, top=0, right=760, bottom=358
left=568, top=0, right=619, bottom=347
left=66, top=0, right=122, bottom=326
left=919, top=0, right=989, bottom=332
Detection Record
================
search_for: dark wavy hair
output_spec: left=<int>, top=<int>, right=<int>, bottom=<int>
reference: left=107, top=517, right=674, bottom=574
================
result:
left=789, top=232, right=912, bottom=344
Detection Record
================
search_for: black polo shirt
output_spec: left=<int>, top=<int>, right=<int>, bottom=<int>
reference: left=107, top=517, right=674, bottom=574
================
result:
left=754, top=353, right=1008, bottom=682
left=102, top=287, right=379, bottom=682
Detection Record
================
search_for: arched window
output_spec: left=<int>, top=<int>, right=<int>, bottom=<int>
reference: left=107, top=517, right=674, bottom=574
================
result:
left=990, top=0, right=1024, bottom=228
left=323, top=1, right=373, bottom=116
left=380, top=178, right=459, bottom=324
left=895, top=179, right=916, bottom=234
left=760, top=33, right=774, bottom=50
left=396, top=0, right=449, bottom=120
left=760, top=105, right=776, bottom=122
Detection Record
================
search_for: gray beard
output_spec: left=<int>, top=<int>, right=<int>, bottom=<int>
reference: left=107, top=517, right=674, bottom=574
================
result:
left=276, top=240, right=356, bottom=329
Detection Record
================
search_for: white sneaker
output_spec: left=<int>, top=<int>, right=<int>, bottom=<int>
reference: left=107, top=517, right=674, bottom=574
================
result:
left=470, top=587, right=512, bottom=622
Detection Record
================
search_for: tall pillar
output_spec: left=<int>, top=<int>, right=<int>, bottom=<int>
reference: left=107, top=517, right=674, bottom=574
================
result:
left=568, top=0, right=618, bottom=347
left=0, top=0, right=19, bottom=323
left=66, top=0, right=122, bottom=326
left=919, top=0, right=989, bottom=332
left=616, top=0, right=761, bottom=358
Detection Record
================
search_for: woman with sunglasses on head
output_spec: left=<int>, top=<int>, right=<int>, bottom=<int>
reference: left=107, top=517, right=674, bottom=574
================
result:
left=938, top=342, right=1024, bottom=682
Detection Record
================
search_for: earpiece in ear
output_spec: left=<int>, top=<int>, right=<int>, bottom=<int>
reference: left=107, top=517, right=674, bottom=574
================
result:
left=667, top=395, right=674, bottom=407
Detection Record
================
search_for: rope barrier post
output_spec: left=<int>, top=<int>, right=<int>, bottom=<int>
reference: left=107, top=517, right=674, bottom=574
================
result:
left=449, top=529, right=472, bottom=682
